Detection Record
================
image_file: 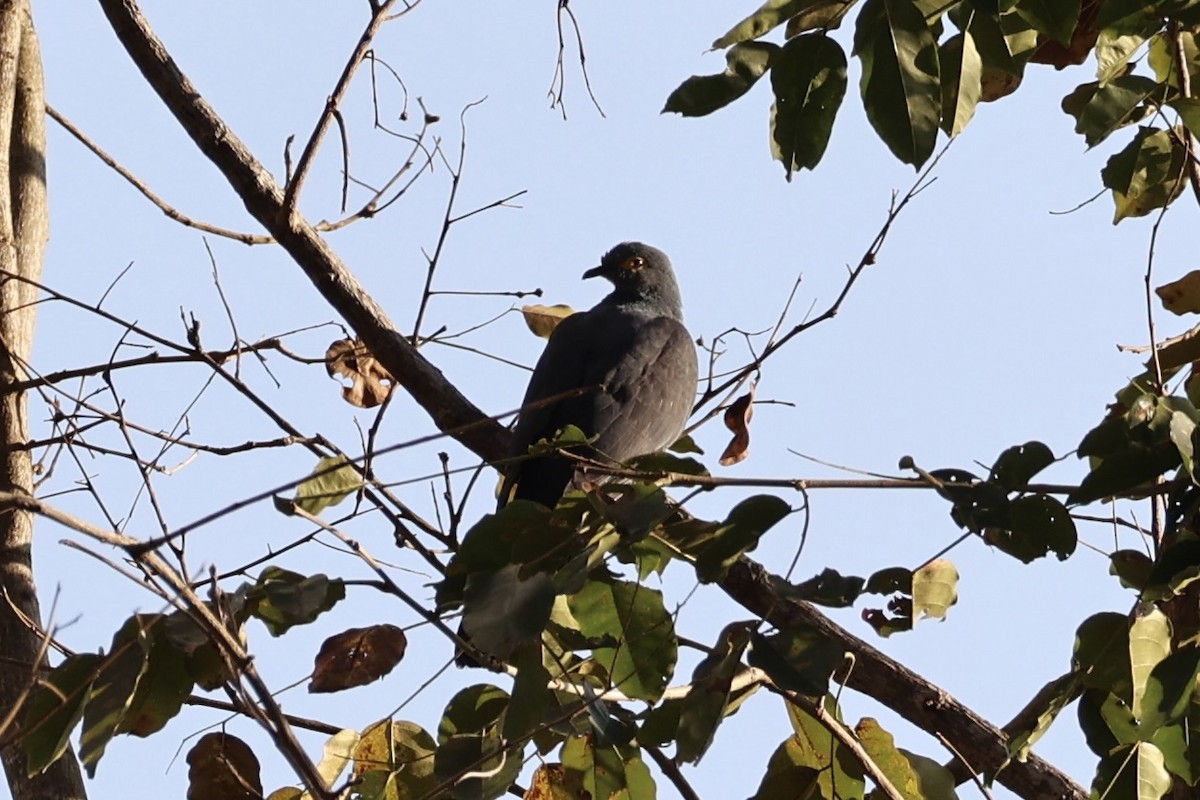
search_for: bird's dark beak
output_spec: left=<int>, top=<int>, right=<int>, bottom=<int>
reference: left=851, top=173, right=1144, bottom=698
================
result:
left=582, top=264, right=608, bottom=280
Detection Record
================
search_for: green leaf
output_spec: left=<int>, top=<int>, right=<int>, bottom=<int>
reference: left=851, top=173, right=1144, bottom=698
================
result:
left=898, top=749, right=960, bottom=799
left=1101, top=126, right=1188, bottom=223
left=912, top=558, right=958, bottom=622
left=748, top=625, right=843, bottom=696
left=1110, top=549, right=1154, bottom=590
left=22, top=653, right=101, bottom=776
left=568, top=579, right=678, bottom=702
left=1099, top=688, right=1142, bottom=745
left=939, top=31, right=983, bottom=136
left=854, top=0, right=942, bottom=167
left=715, top=0, right=838, bottom=47
left=990, top=493, right=1077, bottom=562
left=503, top=643, right=556, bottom=742
left=969, top=11, right=1032, bottom=101
left=1140, top=646, right=1200, bottom=732
left=1070, top=396, right=1181, bottom=503
left=1152, top=708, right=1200, bottom=784
left=668, top=433, right=704, bottom=454
left=247, top=567, right=345, bottom=636
left=438, top=684, right=510, bottom=744
left=664, top=42, right=780, bottom=117
left=462, top=565, right=556, bottom=662
left=626, top=451, right=710, bottom=477
left=312, top=729, right=358, bottom=794
left=1061, top=75, right=1158, bottom=147
left=1005, top=671, right=1083, bottom=762
left=770, top=34, right=849, bottom=178
left=856, top=718, right=929, bottom=796
left=435, top=732, right=523, bottom=800
left=1075, top=612, right=1133, bottom=698
left=865, top=566, right=912, bottom=595
left=792, top=567, right=866, bottom=607
left=676, top=623, right=752, bottom=764
left=1172, top=96, right=1200, bottom=138
left=776, top=698, right=866, bottom=798
left=117, top=617, right=192, bottom=737
left=637, top=697, right=683, bottom=746
left=293, top=455, right=363, bottom=516
left=1149, top=29, right=1200, bottom=89
left=1096, top=27, right=1152, bottom=85
left=80, top=617, right=153, bottom=776
left=1130, top=606, right=1172, bottom=722
left=694, top=495, right=792, bottom=582
left=1011, top=0, right=1079, bottom=42
left=562, top=738, right=656, bottom=800
left=1091, top=742, right=1172, bottom=800
left=989, top=440, right=1055, bottom=490
left=1077, top=690, right=1124, bottom=757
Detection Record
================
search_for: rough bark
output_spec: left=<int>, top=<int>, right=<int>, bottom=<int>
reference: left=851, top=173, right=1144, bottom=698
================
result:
left=0, top=2, right=87, bottom=799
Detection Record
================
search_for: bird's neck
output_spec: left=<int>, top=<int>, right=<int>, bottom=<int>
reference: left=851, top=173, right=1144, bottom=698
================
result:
left=602, top=287, right=684, bottom=320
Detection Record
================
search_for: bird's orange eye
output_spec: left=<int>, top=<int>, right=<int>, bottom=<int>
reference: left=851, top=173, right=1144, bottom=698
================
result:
left=622, top=256, right=646, bottom=271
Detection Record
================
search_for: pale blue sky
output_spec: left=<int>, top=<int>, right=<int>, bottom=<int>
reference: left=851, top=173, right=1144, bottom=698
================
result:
left=15, top=2, right=1188, bottom=798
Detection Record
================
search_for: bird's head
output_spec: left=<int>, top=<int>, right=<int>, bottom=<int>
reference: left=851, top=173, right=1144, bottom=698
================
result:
left=583, top=242, right=684, bottom=318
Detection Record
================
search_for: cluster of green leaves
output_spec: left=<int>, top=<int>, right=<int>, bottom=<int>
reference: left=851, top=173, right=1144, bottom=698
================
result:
left=666, top=0, right=1200, bottom=222
left=22, top=567, right=350, bottom=778
left=958, top=367, right=1200, bottom=794
left=434, top=477, right=978, bottom=799
left=1001, top=605, right=1200, bottom=796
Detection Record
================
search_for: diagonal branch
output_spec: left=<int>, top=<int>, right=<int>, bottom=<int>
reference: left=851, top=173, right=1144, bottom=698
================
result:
left=96, top=0, right=510, bottom=463
left=720, top=560, right=1086, bottom=799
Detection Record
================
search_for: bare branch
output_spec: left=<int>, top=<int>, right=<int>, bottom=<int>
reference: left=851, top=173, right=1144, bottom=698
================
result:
left=97, top=0, right=510, bottom=462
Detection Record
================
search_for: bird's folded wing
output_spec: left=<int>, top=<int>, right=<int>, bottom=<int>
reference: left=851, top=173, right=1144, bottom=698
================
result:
left=590, top=316, right=698, bottom=462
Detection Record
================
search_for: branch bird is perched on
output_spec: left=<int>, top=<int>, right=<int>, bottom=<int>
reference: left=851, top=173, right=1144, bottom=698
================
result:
left=502, top=242, right=698, bottom=508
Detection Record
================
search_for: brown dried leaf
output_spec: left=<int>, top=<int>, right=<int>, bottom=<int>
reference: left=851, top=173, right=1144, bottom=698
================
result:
left=719, top=384, right=756, bottom=467
left=308, top=624, right=407, bottom=693
left=1157, top=270, right=1200, bottom=316
left=980, top=67, right=1022, bottom=102
left=521, top=304, right=575, bottom=339
left=186, top=733, right=262, bottom=800
left=325, top=338, right=393, bottom=408
left=784, top=0, right=851, bottom=35
left=1028, top=0, right=1100, bottom=70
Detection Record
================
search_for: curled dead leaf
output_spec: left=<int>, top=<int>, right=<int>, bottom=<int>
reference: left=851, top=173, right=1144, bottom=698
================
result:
left=1156, top=270, right=1200, bottom=316
left=719, top=384, right=756, bottom=467
left=325, top=338, right=393, bottom=408
left=521, top=304, right=575, bottom=339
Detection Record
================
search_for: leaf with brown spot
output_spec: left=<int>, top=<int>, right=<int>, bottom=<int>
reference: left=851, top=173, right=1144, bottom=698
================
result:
left=309, top=624, right=407, bottom=693
left=524, top=763, right=582, bottom=798
left=521, top=304, right=575, bottom=339
left=1157, top=270, right=1200, bottom=316
left=719, top=384, right=756, bottom=467
left=186, top=733, right=262, bottom=800
left=325, top=338, right=394, bottom=408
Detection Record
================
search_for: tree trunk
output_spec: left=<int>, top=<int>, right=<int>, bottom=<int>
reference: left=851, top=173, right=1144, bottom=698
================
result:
left=0, top=2, right=87, bottom=798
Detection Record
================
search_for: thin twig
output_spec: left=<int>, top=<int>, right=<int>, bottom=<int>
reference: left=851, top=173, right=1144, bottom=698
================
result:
left=283, top=0, right=400, bottom=209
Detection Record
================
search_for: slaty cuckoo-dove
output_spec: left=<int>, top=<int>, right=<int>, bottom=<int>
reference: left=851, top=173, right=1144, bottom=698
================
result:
left=503, top=242, right=698, bottom=508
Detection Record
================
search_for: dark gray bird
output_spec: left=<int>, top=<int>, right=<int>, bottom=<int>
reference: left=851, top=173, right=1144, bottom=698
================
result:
left=503, top=242, right=698, bottom=508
